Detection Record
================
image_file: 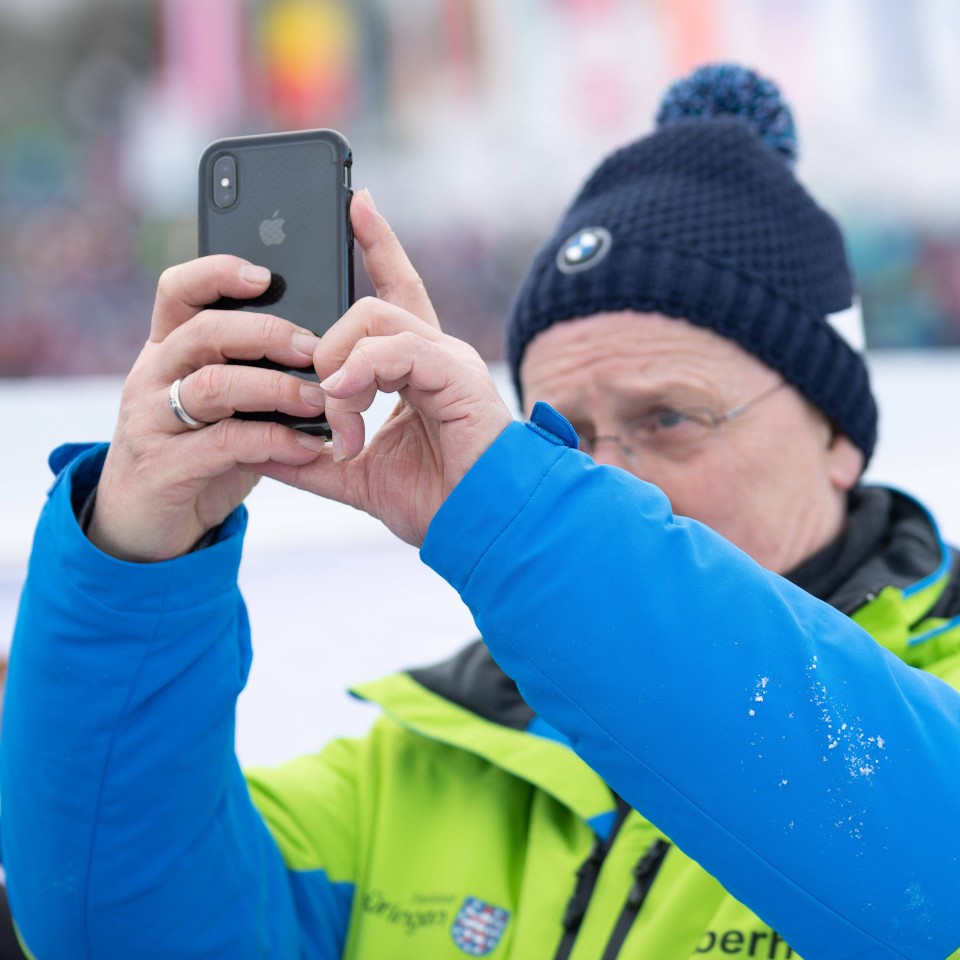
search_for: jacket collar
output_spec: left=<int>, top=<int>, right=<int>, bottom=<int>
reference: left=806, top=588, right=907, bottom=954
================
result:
left=785, top=486, right=960, bottom=663
left=351, top=663, right=618, bottom=836
left=786, top=486, right=953, bottom=614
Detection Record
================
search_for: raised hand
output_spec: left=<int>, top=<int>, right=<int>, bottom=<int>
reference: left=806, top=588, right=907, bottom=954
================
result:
left=88, top=258, right=332, bottom=562
left=257, top=191, right=513, bottom=547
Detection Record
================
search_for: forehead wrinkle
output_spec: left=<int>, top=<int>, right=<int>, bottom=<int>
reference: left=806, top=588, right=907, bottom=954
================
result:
left=521, top=312, right=755, bottom=413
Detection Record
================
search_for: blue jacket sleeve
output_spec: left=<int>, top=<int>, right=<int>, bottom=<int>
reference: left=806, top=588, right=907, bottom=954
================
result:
left=421, top=409, right=960, bottom=960
left=0, top=445, right=303, bottom=959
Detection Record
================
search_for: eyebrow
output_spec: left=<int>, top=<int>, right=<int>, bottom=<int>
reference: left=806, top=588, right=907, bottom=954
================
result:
left=596, top=386, right=724, bottom=419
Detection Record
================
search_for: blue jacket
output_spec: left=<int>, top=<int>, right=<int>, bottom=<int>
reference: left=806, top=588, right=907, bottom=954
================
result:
left=3, top=406, right=960, bottom=959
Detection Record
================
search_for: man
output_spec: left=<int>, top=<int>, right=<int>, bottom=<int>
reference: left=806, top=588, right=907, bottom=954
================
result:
left=3, top=65, right=960, bottom=960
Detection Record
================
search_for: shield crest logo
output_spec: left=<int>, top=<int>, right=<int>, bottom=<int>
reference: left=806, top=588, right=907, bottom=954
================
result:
left=450, top=896, right=510, bottom=955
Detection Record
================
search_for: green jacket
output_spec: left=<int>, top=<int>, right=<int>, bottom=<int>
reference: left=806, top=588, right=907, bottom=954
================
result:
left=245, top=487, right=960, bottom=959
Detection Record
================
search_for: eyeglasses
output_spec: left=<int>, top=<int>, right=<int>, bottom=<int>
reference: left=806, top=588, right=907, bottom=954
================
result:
left=575, top=380, right=787, bottom=460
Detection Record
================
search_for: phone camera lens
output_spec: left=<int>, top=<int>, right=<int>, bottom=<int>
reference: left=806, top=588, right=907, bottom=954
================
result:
left=213, top=155, right=237, bottom=209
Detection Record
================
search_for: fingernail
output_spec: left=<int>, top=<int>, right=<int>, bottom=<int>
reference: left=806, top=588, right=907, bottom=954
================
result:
left=331, top=431, right=346, bottom=462
left=361, top=188, right=377, bottom=213
left=295, top=432, right=327, bottom=452
left=299, top=382, right=325, bottom=407
left=239, top=263, right=271, bottom=285
left=292, top=332, right=320, bottom=358
left=320, top=368, right=344, bottom=391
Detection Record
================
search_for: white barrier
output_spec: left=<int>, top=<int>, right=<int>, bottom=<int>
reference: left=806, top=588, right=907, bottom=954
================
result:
left=1, top=355, right=957, bottom=765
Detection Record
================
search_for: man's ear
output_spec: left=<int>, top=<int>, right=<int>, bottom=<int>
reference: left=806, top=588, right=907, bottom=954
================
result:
left=826, top=431, right=864, bottom=492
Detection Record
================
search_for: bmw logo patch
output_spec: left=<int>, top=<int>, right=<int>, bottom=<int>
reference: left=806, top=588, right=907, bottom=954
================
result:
left=556, top=227, right=613, bottom=274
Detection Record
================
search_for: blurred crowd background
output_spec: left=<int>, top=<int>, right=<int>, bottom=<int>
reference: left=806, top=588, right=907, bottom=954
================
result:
left=1, top=0, right=959, bottom=377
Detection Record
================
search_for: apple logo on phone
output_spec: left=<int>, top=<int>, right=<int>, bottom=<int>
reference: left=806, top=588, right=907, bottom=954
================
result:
left=259, top=210, right=286, bottom=246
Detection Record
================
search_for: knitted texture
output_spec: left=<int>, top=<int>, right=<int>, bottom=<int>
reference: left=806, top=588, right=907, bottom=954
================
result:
left=656, top=63, right=799, bottom=165
left=505, top=117, right=877, bottom=463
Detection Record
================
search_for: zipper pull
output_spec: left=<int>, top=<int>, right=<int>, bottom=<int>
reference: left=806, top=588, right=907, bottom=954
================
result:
left=555, top=801, right=632, bottom=960
left=562, top=836, right=605, bottom=930
left=626, top=839, right=670, bottom=908
left=598, top=840, right=672, bottom=960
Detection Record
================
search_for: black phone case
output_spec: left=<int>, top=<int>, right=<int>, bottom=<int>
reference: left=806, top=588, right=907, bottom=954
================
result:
left=197, top=129, right=354, bottom=436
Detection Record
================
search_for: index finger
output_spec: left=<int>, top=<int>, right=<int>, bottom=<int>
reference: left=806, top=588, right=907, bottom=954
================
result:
left=351, top=189, right=440, bottom=330
left=149, top=255, right=273, bottom=342
left=315, top=295, right=444, bottom=379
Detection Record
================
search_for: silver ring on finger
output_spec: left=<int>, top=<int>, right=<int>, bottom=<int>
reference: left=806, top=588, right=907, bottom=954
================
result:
left=168, top=378, right=208, bottom=430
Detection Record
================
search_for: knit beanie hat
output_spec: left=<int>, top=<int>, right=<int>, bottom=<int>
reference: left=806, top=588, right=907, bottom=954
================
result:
left=506, top=64, right=877, bottom=464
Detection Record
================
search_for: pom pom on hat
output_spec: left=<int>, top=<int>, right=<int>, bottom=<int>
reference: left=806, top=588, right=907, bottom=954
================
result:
left=655, top=63, right=799, bottom=166
left=505, top=63, right=877, bottom=464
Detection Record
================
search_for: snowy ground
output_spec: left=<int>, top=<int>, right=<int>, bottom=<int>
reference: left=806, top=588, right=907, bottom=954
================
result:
left=1, top=355, right=958, bottom=767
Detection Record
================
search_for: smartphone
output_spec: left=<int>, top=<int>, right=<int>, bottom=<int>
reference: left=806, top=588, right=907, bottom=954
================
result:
left=197, top=128, right=354, bottom=436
